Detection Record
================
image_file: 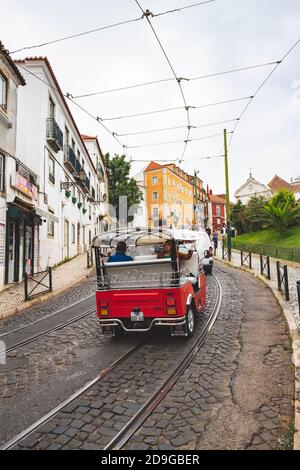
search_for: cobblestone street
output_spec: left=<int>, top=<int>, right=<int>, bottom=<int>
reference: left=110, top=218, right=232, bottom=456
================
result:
left=0, top=263, right=294, bottom=450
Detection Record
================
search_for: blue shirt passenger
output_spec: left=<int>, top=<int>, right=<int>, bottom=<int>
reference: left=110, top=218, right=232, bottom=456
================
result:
left=107, top=241, right=133, bottom=263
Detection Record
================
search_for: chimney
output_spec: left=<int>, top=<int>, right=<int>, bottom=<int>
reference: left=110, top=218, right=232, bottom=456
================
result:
left=210, top=189, right=213, bottom=196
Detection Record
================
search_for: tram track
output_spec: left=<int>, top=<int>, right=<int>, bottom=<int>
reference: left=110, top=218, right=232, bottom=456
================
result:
left=0, top=294, right=94, bottom=338
left=2, top=307, right=96, bottom=355
left=1, top=274, right=222, bottom=451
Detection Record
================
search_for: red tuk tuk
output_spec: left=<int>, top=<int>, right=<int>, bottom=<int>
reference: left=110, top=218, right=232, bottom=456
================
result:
left=92, top=228, right=207, bottom=337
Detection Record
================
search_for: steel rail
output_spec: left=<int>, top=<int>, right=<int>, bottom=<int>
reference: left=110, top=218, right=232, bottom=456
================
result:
left=105, top=274, right=222, bottom=450
left=0, top=294, right=95, bottom=338
left=4, top=307, right=96, bottom=355
left=1, top=337, right=148, bottom=451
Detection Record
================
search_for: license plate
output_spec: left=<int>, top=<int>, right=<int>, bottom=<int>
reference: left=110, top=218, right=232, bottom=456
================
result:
left=131, top=311, right=144, bottom=322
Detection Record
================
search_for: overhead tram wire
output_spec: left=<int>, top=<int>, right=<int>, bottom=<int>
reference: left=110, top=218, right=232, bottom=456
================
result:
left=228, top=38, right=300, bottom=148
left=116, top=118, right=239, bottom=137
left=131, top=154, right=224, bottom=163
left=73, top=60, right=279, bottom=99
left=101, top=96, right=252, bottom=121
left=16, top=62, right=132, bottom=161
left=134, top=0, right=191, bottom=164
left=9, top=0, right=215, bottom=55
left=126, top=132, right=231, bottom=149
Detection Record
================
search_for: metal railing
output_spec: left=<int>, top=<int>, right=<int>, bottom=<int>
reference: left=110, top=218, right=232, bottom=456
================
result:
left=47, top=118, right=63, bottom=151
left=276, top=262, right=290, bottom=301
left=222, top=245, right=231, bottom=262
left=24, top=267, right=53, bottom=301
left=260, top=254, right=271, bottom=280
left=232, top=240, right=300, bottom=263
left=97, top=269, right=183, bottom=290
left=241, top=250, right=252, bottom=269
left=87, top=249, right=93, bottom=268
left=64, top=145, right=76, bottom=171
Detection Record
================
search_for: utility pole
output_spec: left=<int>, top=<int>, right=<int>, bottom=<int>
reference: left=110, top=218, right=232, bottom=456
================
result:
left=224, top=129, right=231, bottom=257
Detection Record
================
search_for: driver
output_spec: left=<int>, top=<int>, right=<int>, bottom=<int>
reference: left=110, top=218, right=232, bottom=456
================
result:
left=157, top=240, right=193, bottom=260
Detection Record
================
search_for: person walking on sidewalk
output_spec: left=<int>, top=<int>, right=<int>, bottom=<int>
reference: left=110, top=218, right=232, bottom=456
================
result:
left=212, top=231, right=218, bottom=256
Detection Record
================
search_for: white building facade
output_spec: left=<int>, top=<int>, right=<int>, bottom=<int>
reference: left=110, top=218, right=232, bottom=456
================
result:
left=129, top=169, right=147, bottom=228
left=234, top=173, right=272, bottom=204
left=0, top=42, right=26, bottom=290
left=0, top=56, right=107, bottom=288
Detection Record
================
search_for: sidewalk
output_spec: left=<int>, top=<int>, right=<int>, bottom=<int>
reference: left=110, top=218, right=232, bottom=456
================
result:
left=216, top=247, right=300, bottom=328
left=0, top=253, right=94, bottom=321
left=215, top=247, right=300, bottom=450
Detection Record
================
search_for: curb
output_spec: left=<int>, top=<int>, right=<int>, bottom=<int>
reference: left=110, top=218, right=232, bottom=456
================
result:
left=0, top=268, right=95, bottom=321
left=216, top=257, right=300, bottom=450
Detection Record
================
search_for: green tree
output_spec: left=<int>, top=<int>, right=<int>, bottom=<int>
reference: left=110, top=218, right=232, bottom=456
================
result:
left=269, top=189, right=297, bottom=209
left=261, top=190, right=300, bottom=234
left=231, top=200, right=246, bottom=234
left=262, top=201, right=300, bottom=234
left=104, top=153, right=143, bottom=222
left=244, top=195, right=269, bottom=232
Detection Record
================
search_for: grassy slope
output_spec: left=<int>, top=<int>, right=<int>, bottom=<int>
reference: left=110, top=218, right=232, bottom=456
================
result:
left=234, top=225, right=300, bottom=248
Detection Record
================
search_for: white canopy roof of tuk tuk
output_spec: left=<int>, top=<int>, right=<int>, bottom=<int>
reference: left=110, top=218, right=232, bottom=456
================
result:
left=92, top=228, right=208, bottom=247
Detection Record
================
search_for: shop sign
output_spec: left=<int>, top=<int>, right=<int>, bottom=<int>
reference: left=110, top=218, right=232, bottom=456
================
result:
left=12, top=173, right=38, bottom=201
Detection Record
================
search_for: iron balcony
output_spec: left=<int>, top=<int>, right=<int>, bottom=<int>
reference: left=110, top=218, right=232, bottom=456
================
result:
left=47, top=118, right=63, bottom=152
left=64, top=145, right=77, bottom=172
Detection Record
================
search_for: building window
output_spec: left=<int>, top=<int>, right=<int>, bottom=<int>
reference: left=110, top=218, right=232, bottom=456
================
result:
left=64, top=126, right=70, bottom=146
left=72, top=224, right=76, bottom=244
left=216, top=205, right=221, bottom=216
left=71, top=138, right=75, bottom=151
left=168, top=177, right=170, bottom=185
left=0, top=72, right=8, bottom=110
left=49, top=97, right=55, bottom=119
left=152, top=176, right=158, bottom=184
left=47, top=220, right=55, bottom=237
left=0, top=153, right=4, bottom=192
left=152, top=191, right=158, bottom=200
left=153, top=207, right=159, bottom=218
left=48, top=154, right=55, bottom=184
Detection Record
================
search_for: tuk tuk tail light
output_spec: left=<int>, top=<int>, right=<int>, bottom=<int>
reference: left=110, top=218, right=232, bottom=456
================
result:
left=166, top=298, right=176, bottom=307
left=167, top=308, right=177, bottom=315
left=100, top=308, right=109, bottom=316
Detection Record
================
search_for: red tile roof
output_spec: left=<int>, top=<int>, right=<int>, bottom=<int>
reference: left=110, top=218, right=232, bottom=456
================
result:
left=268, top=175, right=294, bottom=192
left=0, top=42, right=25, bottom=86
left=81, top=134, right=97, bottom=140
left=210, top=195, right=226, bottom=204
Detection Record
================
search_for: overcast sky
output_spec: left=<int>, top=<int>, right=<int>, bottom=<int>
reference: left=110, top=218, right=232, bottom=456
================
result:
left=1, top=0, right=300, bottom=197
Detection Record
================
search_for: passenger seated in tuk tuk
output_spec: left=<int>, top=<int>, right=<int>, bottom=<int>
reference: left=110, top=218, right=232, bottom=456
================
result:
left=107, top=241, right=133, bottom=263
left=157, top=240, right=193, bottom=261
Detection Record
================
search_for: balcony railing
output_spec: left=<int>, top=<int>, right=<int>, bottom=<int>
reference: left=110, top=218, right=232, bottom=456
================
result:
left=47, top=118, right=63, bottom=152
left=64, top=145, right=76, bottom=172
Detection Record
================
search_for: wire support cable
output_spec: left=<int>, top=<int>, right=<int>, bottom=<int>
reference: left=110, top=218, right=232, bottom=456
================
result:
left=228, top=38, right=300, bottom=148
left=126, top=132, right=228, bottom=149
left=9, top=1, right=215, bottom=55
left=116, top=118, right=239, bottom=137
left=101, top=96, right=251, bottom=121
left=134, top=0, right=191, bottom=162
left=72, top=60, right=280, bottom=99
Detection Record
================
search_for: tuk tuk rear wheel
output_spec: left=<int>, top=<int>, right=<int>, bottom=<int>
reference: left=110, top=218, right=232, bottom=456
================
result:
left=186, top=307, right=195, bottom=337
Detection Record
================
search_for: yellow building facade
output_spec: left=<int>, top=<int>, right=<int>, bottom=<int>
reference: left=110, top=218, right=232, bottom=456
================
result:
left=144, top=162, right=194, bottom=228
